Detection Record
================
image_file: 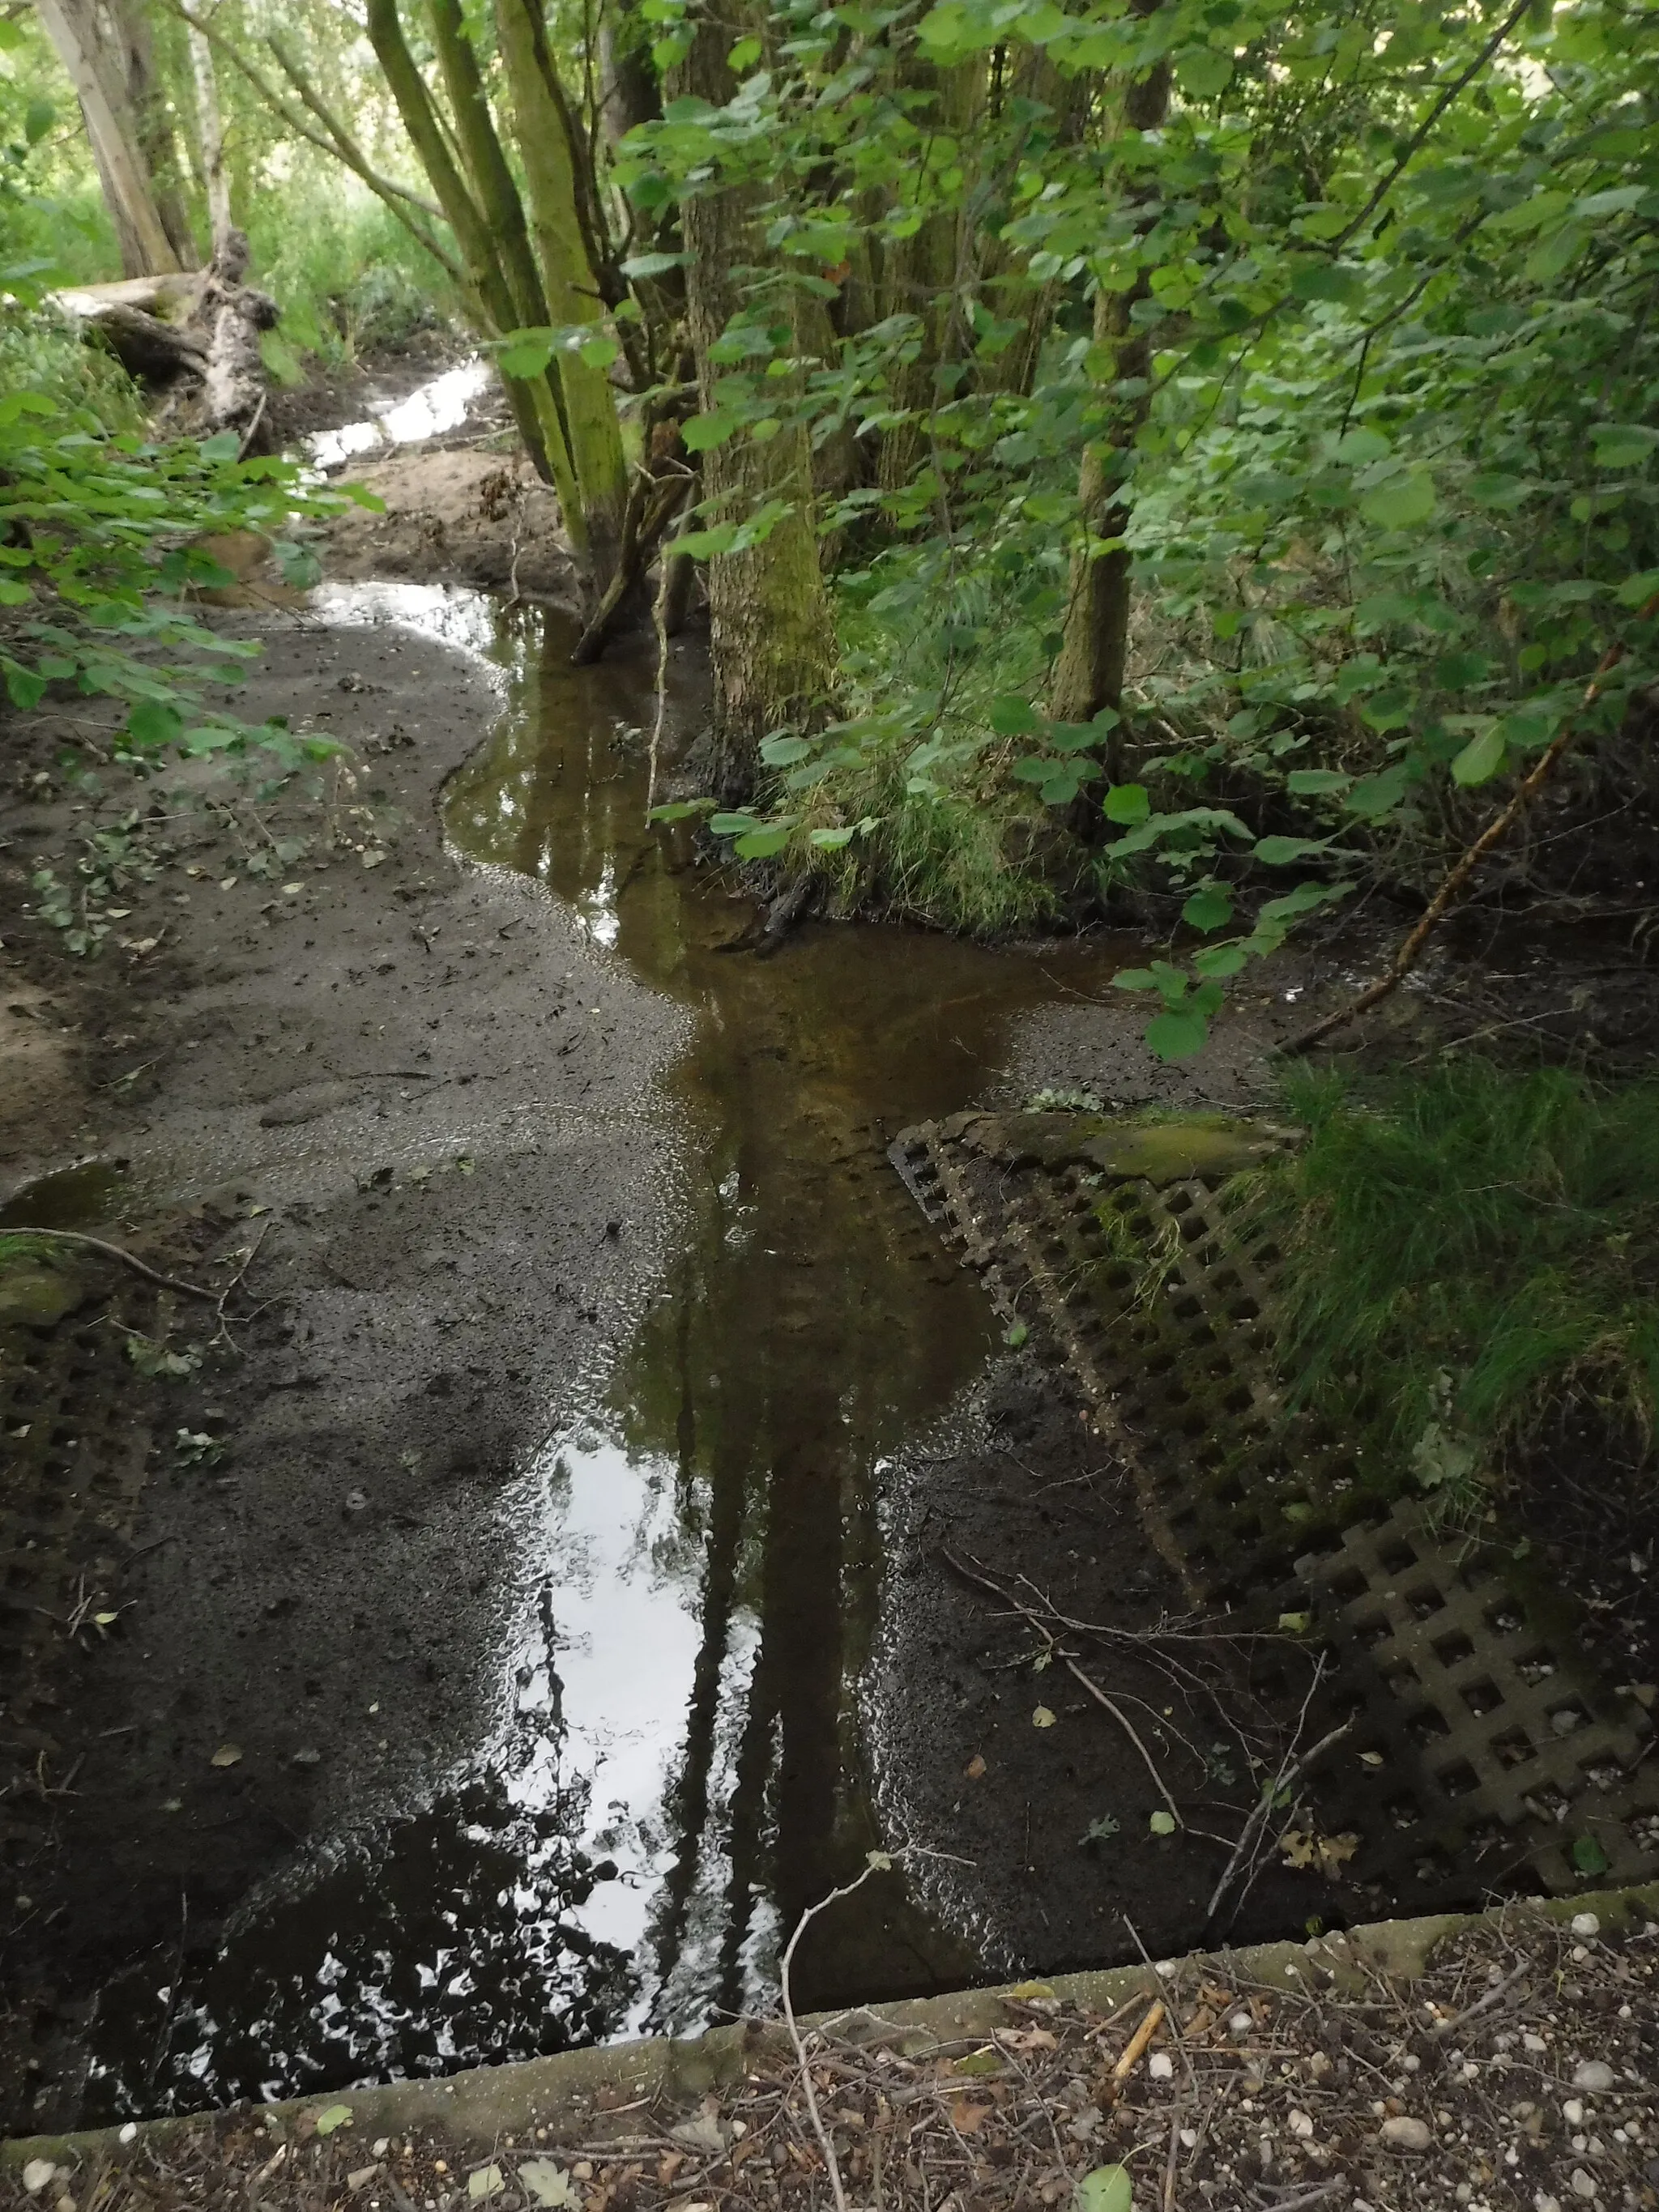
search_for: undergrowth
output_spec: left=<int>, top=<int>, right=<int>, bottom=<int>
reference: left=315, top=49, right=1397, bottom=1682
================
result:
left=1236, top=1058, right=1659, bottom=1512
left=768, top=547, right=1069, bottom=936
left=244, top=181, right=463, bottom=381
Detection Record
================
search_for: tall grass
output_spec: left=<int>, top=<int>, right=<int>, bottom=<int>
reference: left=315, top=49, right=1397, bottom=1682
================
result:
left=243, top=179, right=464, bottom=377
left=792, top=546, right=1070, bottom=936
left=1238, top=1059, right=1659, bottom=1504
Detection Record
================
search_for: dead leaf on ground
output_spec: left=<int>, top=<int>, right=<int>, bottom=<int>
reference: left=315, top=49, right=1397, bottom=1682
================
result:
left=949, top=2100, right=992, bottom=2134
left=964, top=1752, right=987, bottom=1779
left=1281, top=1828, right=1360, bottom=1874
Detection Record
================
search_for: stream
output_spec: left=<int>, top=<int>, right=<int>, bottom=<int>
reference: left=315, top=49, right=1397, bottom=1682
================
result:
left=78, top=589, right=1126, bottom=2115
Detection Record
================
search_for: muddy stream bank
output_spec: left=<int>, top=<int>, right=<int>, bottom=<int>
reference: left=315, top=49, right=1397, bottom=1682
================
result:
left=5, top=582, right=1314, bottom=2129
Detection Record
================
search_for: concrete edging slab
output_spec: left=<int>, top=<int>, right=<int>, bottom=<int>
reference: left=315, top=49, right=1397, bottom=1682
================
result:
left=7, top=1881, right=1656, bottom=2172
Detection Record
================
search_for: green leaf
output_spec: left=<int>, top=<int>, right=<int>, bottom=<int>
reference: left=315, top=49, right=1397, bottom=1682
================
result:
left=23, top=97, right=55, bottom=146
left=619, top=249, right=688, bottom=279
left=498, top=334, right=556, bottom=377
left=1175, top=45, right=1233, bottom=96
left=1181, top=885, right=1233, bottom=931
left=1590, top=425, right=1659, bottom=470
left=1614, top=570, right=1659, bottom=609
left=681, top=410, right=742, bottom=453
left=734, top=825, right=793, bottom=858
left=1004, top=1321, right=1029, bottom=1348
left=727, top=34, right=763, bottom=70
left=313, top=2104, right=352, bottom=2137
left=710, top=812, right=761, bottom=836
left=649, top=799, right=716, bottom=821
left=1254, top=835, right=1333, bottom=866
left=1286, top=769, right=1351, bottom=795
left=760, top=734, right=812, bottom=765
left=1288, top=260, right=1365, bottom=307
left=578, top=334, right=620, bottom=371
left=1145, top=1008, right=1209, bottom=1060
left=808, top=825, right=857, bottom=850
left=1572, top=1833, right=1610, bottom=1877
left=1452, top=726, right=1505, bottom=786
left=989, top=694, right=1040, bottom=736
left=1148, top=1809, right=1178, bottom=1835
left=198, top=430, right=241, bottom=462
left=1358, top=475, right=1435, bottom=530
left=1103, top=782, right=1149, bottom=825
left=1074, top=2167, right=1133, bottom=2212
left=1335, top=427, right=1390, bottom=465
left=126, top=698, right=183, bottom=749
left=3, top=658, right=48, bottom=709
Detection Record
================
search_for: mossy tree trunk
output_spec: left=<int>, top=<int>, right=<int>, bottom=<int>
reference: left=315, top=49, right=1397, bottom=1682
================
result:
left=672, top=1, right=835, bottom=803
left=361, top=0, right=630, bottom=597
left=876, top=57, right=983, bottom=497
left=1048, top=12, right=1171, bottom=747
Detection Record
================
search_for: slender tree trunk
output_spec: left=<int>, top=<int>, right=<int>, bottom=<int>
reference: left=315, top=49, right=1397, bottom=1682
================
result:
left=494, top=0, right=629, bottom=579
left=876, top=57, right=983, bottom=496
left=186, top=15, right=232, bottom=258
left=363, top=0, right=586, bottom=544
left=1048, top=22, right=1171, bottom=740
left=36, top=0, right=183, bottom=276
left=109, top=0, right=197, bottom=266
left=672, top=1, right=835, bottom=801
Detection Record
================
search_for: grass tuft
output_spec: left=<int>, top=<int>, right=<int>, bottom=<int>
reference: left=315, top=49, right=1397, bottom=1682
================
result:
left=1235, top=1058, right=1659, bottom=1508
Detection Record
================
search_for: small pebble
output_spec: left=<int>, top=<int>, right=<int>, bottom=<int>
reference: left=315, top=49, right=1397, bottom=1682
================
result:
left=1148, top=2052, right=1174, bottom=2081
left=1289, top=2109, right=1315, bottom=2139
left=1229, top=2013, right=1252, bottom=2040
left=21, top=2163, right=54, bottom=2197
left=1570, top=2170, right=1598, bottom=2201
left=1572, top=2061, right=1616, bottom=2094
left=1381, top=2116, right=1432, bottom=2152
left=118, top=2125, right=138, bottom=2146
left=1564, top=2100, right=1585, bottom=2127
left=1571, top=1912, right=1601, bottom=1938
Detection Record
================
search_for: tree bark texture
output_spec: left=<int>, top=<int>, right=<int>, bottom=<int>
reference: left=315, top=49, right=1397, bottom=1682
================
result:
left=673, top=5, right=836, bottom=802
left=186, top=13, right=233, bottom=257
left=1048, top=24, right=1171, bottom=737
left=36, top=0, right=185, bottom=277
left=876, top=57, right=983, bottom=496
left=494, top=0, right=629, bottom=578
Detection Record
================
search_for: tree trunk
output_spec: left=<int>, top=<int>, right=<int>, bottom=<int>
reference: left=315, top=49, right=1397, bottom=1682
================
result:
left=362, top=0, right=584, bottom=537
left=876, top=57, right=983, bottom=497
left=35, top=0, right=184, bottom=277
left=1048, top=23, right=1171, bottom=740
left=672, top=2, right=836, bottom=803
left=108, top=0, right=198, bottom=266
left=494, top=0, right=629, bottom=581
left=186, top=14, right=233, bottom=258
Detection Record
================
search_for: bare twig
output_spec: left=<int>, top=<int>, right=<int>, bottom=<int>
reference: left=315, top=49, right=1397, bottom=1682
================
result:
left=942, top=1549, right=1185, bottom=1829
left=779, top=1856, right=893, bottom=2212
left=1286, top=616, right=1653, bottom=1054
left=2, top=1227, right=220, bottom=1302
left=1205, top=1715, right=1354, bottom=1929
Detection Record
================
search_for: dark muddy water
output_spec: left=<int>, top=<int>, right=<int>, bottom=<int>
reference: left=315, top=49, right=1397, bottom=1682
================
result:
left=81, top=592, right=1128, bottom=2113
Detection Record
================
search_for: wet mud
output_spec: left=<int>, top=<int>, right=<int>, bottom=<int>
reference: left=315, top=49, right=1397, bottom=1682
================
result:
left=2, top=584, right=1241, bottom=2130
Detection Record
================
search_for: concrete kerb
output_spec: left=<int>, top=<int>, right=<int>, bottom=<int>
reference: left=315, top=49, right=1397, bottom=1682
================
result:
left=7, top=1881, right=1657, bottom=2177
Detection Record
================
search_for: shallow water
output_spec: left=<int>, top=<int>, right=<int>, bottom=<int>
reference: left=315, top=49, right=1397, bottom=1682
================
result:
left=305, top=359, right=493, bottom=471
left=81, top=592, right=1130, bottom=2112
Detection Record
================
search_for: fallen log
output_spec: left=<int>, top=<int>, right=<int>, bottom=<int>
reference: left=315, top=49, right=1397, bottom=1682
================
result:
left=61, top=229, right=281, bottom=450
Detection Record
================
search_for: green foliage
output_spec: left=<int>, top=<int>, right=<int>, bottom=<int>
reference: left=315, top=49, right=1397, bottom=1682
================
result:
left=606, top=0, right=1659, bottom=1053
left=244, top=180, right=464, bottom=371
left=1236, top=1059, right=1659, bottom=1504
